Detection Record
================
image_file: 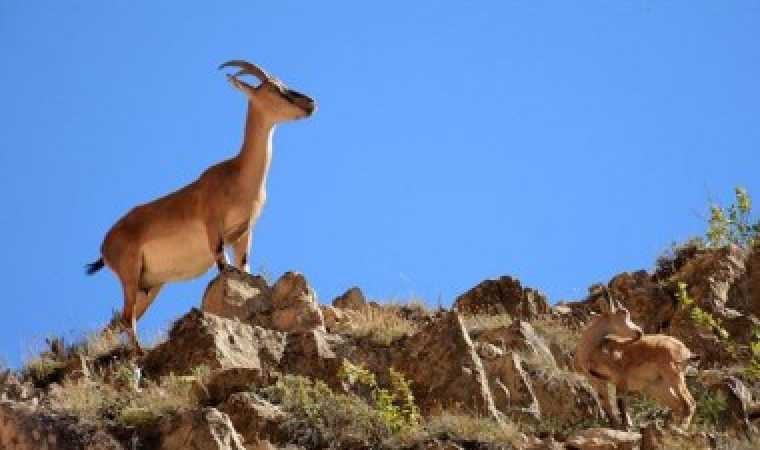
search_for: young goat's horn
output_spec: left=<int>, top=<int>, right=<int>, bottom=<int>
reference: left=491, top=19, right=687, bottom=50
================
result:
left=219, top=60, right=271, bottom=83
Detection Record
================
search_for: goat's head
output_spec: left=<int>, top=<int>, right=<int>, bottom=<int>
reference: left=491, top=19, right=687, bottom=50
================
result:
left=598, top=295, right=643, bottom=345
left=219, top=60, right=316, bottom=122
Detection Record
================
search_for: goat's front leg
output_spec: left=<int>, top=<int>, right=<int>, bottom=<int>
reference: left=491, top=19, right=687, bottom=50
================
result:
left=206, top=226, right=230, bottom=272
left=232, top=229, right=252, bottom=273
left=617, top=397, right=632, bottom=430
left=591, top=378, right=621, bottom=427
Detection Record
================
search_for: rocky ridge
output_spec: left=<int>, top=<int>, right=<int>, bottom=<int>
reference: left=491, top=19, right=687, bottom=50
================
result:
left=0, top=243, right=759, bottom=449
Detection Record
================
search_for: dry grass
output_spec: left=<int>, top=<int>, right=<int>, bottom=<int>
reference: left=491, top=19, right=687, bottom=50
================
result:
left=391, top=413, right=521, bottom=448
left=48, top=361, right=209, bottom=427
left=461, top=313, right=513, bottom=333
left=532, top=317, right=580, bottom=366
left=343, top=304, right=421, bottom=346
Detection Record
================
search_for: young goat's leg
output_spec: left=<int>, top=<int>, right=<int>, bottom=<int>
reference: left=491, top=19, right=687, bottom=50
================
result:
left=591, top=378, right=621, bottom=426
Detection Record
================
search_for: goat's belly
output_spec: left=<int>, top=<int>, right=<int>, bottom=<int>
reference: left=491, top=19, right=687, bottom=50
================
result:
left=141, top=228, right=214, bottom=286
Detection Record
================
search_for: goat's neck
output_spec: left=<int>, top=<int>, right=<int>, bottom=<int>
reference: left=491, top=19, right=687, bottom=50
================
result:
left=574, top=319, right=609, bottom=372
left=235, top=103, right=275, bottom=196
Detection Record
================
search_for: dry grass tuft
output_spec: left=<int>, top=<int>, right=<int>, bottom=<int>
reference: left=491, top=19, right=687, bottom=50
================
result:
left=343, top=304, right=421, bottom=346
left=461, top=314, right=513, bottom=333
left=391, top=413, right=521, bottom=448
left=531, top=317, right=580, bottom=366
left=48, top=361, right=209, bottom=427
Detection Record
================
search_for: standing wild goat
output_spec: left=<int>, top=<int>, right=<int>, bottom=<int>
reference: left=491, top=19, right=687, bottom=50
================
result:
left=574, top=296, right=696, bottom=429
left=86, top=60, right=316, bottom=352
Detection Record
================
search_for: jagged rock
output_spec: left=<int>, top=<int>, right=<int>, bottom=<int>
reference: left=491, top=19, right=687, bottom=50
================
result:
left=144, top=309, right=287, bottom=377
left=202, top=269, right=272, bottom=323
left=332, top=287, right=367, bottom=311
left=219, top=392, right=286, bottom=445
left=565, top=428, right=640, bottom=450
left=474, top=321, right=604, bottom=426
left=270, top=272, right=325, bottom=333
left=594, top=274, right=675, bottom=334
left=204, top=368, right=272, bottom=405
left=475, top=321, right=555, bottom=370
left=454, top=276, right=550, bottom=319
left=202, top=270, right=324, bottom=334
left=530, top=371, right=605, bottom=429
left=639, top=422, right=711, bottom=450
left=396, top=312, right=502, bottom=420
left=279, top=330, right=344, bottom=385
left=320, top=306, right=360, bottom=333
left=484, top=351, right=540, bottom=420
left=158, top=407, right=245, bottom=450
left=0, top=401, right=123, bottom=450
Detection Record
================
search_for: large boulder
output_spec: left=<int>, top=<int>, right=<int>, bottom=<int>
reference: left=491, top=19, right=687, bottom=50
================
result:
left=143, top=309, right=287, bottom=377
left=454, top=276, right=550, bottom=319
left=270, top=271, right=325, bottom=333
left=202, top=269, right=325, bottom=334
left=396, top=312, right=502, bottom=420
left=158, top=407, right=245, bottom=450
left=202, top=269, right=272, bottom=323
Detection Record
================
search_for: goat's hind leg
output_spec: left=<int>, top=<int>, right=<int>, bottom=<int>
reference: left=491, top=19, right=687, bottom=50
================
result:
left=112, top=253, right=144, bottom=354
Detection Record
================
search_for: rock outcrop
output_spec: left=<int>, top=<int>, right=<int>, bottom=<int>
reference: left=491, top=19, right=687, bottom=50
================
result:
left=202, top=269, right=325, bottom=334
left=396, top=312, right=502, bottom=420
left=454, top=276, right=550, bottom=319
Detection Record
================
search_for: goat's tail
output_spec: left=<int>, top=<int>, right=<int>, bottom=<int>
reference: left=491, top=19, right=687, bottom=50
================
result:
left=85, top=257, right=105, bottom=275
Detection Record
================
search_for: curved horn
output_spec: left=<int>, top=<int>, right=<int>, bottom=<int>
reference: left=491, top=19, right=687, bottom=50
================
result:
left=218, top=60, right=271, bottom=83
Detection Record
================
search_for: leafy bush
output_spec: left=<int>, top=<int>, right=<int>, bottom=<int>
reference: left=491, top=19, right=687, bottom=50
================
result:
left=338, top=360, right=420, bottom=433
left=261, top=375, right=393, bottom=448
left=259, top=362, right=420, bottom=448
left=691, top=381, right=729, bottom=430
left=706, top=187, right=760, bottom=249
left=676, top=282, right=728, bottom=340
left=745, top=326, right=760, bottom=381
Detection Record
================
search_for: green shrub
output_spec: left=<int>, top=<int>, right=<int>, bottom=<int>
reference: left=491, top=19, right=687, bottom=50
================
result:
left=706, top=187, right=760, bottom=249
left=261, top=375, right=393, bottom=447
left=676, top=282, right=728, bottom=340
left=745, top=326, right=760, bottom=381
left=692, top=383, right=729, bottom=430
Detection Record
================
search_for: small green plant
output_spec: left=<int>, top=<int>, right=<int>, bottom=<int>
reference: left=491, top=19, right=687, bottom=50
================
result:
left=692, top=382, right=729, bottom=430
left=706, top=187, right=760, bottom=249
left=261, top=375, right=393, bottom=447
left=338, top=360, right=420, bottom=433
left=676, top=282, right=728, bottom=340
left=745, top=326, right=760, bottom=380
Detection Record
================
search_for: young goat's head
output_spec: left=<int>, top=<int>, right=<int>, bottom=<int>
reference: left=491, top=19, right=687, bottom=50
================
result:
left=593, top=295, right=643, bottom=345
left=219, top=60, right=316, bottom=123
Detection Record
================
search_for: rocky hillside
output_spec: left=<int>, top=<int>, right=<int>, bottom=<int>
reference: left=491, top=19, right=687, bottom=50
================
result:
left=2, top=241, right=760, bottom=449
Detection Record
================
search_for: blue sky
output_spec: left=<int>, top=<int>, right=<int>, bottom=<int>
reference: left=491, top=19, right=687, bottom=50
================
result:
left=1, top=1, right=758, bottom=366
